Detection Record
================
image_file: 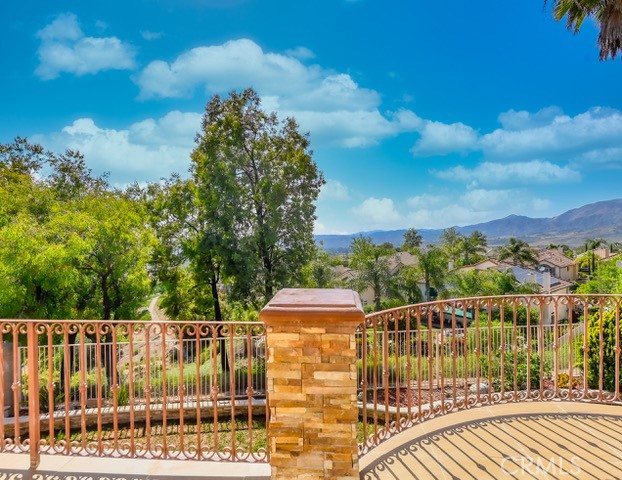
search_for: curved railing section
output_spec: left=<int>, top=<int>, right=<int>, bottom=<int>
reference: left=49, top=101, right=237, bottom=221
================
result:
left=357, top=294, right=622, bottom=455
left=0, top=320, right=267, bottom=462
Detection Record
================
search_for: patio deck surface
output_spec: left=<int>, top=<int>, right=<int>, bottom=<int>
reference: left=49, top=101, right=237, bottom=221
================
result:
left=359, top=401, right=622, bottom=479
left=0, top=452, right=270, bottom=480
left=2, top=401, right=621, bottom=479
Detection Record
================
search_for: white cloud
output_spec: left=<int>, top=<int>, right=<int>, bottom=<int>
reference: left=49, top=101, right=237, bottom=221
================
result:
left=353, top=197, right=401, bottom=225
left=481, top=107, right=622, bottom=159
left=411, top=120, right=478, bottom=156
left=574, top=147, right=622, bottom=168
left=285, top=46, right=315, bottom=59
left=459, top=189, right=514, bottom=210
left=408, top=106, right=622, bottom=168
left=293, top=108, right=422, bottom=147
left=319, top=180, right=350, bottom=201
left=36, top=13, right=136, bottom=80
left=405, top=189, right=553, bottom=229
left=133, top=38, right=422, bottom=148
left=129, top=111, right=202, bottom=147
left=134, top=39, right=379, bottom=112
left=434, top=160, right=581, bottom=185
left=34, top=114, right=198, bottom=183
left=497, top=106, right=564, bottom=131
left=406, top=194, right=445, bottom=210
left=531, top=198, right=551, bottom=212
left=141, top=30, right=163, bottom=41
left=407, top=204, right=490, bottom=229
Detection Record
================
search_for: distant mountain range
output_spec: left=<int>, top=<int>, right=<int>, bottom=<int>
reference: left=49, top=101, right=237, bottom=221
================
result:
left=316, top=199, right=622, bottom=253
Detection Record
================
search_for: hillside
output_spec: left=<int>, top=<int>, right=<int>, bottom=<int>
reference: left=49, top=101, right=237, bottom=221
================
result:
left=316, top=199, right=622, bottom=252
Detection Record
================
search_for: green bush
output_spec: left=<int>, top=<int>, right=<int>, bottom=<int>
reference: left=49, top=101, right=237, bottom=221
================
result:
left=585, top=309, right=620, bottom=391
left=480, top=347, right=549, bottom=391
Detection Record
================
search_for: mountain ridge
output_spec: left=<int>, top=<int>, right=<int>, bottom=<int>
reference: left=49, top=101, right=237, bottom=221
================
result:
left=316, top=199, right=622, bottom=252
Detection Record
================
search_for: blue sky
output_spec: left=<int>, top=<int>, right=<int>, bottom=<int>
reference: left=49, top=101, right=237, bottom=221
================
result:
left=2, top=1, right=621, bottom=234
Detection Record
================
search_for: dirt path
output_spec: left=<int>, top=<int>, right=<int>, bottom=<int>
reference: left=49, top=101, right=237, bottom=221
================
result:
left=148, top=296, right=169, bottom=321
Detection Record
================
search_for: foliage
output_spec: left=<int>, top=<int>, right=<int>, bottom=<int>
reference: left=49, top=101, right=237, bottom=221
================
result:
left=402, top=228, right=422, bottom=250
left=393, top=265, right=423, bottom=305
left=147, top=176, right=223, bottom=320
left=438, top=228, right=487, bottom=267
left=0, top=138, right=153, bottom=321
left=557, top=372, right=579, bottom=389
left=585, top=308, right=621, bottom=391
left=348, top=236, right=394, bottom=312
left=190, top=88, right=324, bottom=305
left=460, top=231, right=487, bottom=266
left=444, top=269, right=539, bottom=299
left=546, top=0, right=622, bottom=60
left=416, top=246, right=448, bottom=301
left=575, top=257, right=622, bottom=294
left=579, top=238, right=608, bottom=277
left=440, top=227, right=463, bottom=266
left=481, top=345, right=549, bottom=391
left=496, top=237, right=538, bottom=267
left=300, top=246, right=337, bottom=288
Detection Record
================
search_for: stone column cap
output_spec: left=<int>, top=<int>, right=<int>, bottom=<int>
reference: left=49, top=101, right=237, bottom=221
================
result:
left=260, top=288, right=364, bottom=325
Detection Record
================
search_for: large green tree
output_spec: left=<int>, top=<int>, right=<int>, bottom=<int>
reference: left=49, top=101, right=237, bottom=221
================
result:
left=190, top=88, right=324, bottom=305
left=148, top=176, right=225, bottom=321
left=0, top=139, right=155, bottom=389
left=402, top=228, right=423, bottom=250
left=547, top=0, right=622, bottom=60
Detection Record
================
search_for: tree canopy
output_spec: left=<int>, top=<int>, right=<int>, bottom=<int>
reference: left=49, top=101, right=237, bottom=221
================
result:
left=497, top=237, right=539, bottom=267
left=348, top=236, right=394, bottom=311
left=0, top=138, right=154, bottom=321
left=150, top=88, right=325, bottom=317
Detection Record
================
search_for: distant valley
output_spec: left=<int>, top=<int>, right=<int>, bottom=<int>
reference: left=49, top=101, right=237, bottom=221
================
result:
left=316, top=199, right=622, bottom=253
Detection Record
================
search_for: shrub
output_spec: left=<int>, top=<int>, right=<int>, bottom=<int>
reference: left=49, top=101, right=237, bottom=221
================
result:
left=480, top=347, right=549, bottom=391
left=557, top=372, right=579, bottom=389
left=585, top=309, right=620, bottom=391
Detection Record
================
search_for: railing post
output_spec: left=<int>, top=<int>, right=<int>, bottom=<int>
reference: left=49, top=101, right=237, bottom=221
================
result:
left=261, top=289, right=364, bottom=480
left=27, top=322, right=40, bottom=468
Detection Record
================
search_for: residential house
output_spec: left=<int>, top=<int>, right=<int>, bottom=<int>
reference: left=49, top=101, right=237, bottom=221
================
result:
left=537, top=249, right=578, bottom=282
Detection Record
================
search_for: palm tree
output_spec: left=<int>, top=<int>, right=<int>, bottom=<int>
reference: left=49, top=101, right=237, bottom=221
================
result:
left=547, top=0, right=622, bottom=60
left=349, top=236, right=393, bottom=311
left=440, top=227, right=464, bottom=267
left=497, top=238, right=539, bottom=267
left=417, top=246, right=448, bottom=301
left=461, top=230, right=488, bottom=266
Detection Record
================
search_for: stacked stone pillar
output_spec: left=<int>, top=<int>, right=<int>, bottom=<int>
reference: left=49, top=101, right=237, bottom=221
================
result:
left=260, top=288, right=364, bottom=480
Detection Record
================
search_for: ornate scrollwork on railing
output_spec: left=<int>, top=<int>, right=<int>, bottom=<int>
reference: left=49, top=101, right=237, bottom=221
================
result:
left=0, top=319, right=268, bottom=462
left=357, top=294, right=622, bottom=456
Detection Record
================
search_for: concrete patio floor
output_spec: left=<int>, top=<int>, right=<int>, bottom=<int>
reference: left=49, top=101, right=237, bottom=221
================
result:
left=2, top=401, right=621, bottom=479
left=359, top=401, right=622, bottom=479
left=0, top=452, right=270, bottom=480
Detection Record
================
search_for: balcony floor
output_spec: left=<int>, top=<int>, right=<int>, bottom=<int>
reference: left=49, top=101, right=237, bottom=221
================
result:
left=0, top=452, right=270, bottom=480
left=359, top=401, right=622, bottom=479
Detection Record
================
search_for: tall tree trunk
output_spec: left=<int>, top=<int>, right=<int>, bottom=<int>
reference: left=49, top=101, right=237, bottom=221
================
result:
left=100, top=273, right=114, bottom=394
left=209, top=274, right=229, bottom=373
left=59, top=331, right=78, bottom=404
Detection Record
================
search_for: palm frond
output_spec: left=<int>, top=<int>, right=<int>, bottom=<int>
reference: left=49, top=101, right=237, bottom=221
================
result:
left=598, top=0, right=622, bottom=59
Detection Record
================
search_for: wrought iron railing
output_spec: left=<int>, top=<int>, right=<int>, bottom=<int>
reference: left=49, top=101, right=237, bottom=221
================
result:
left=357, top=294, right=622, bottom=455
left=1, top=320, right=267, bottom=463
